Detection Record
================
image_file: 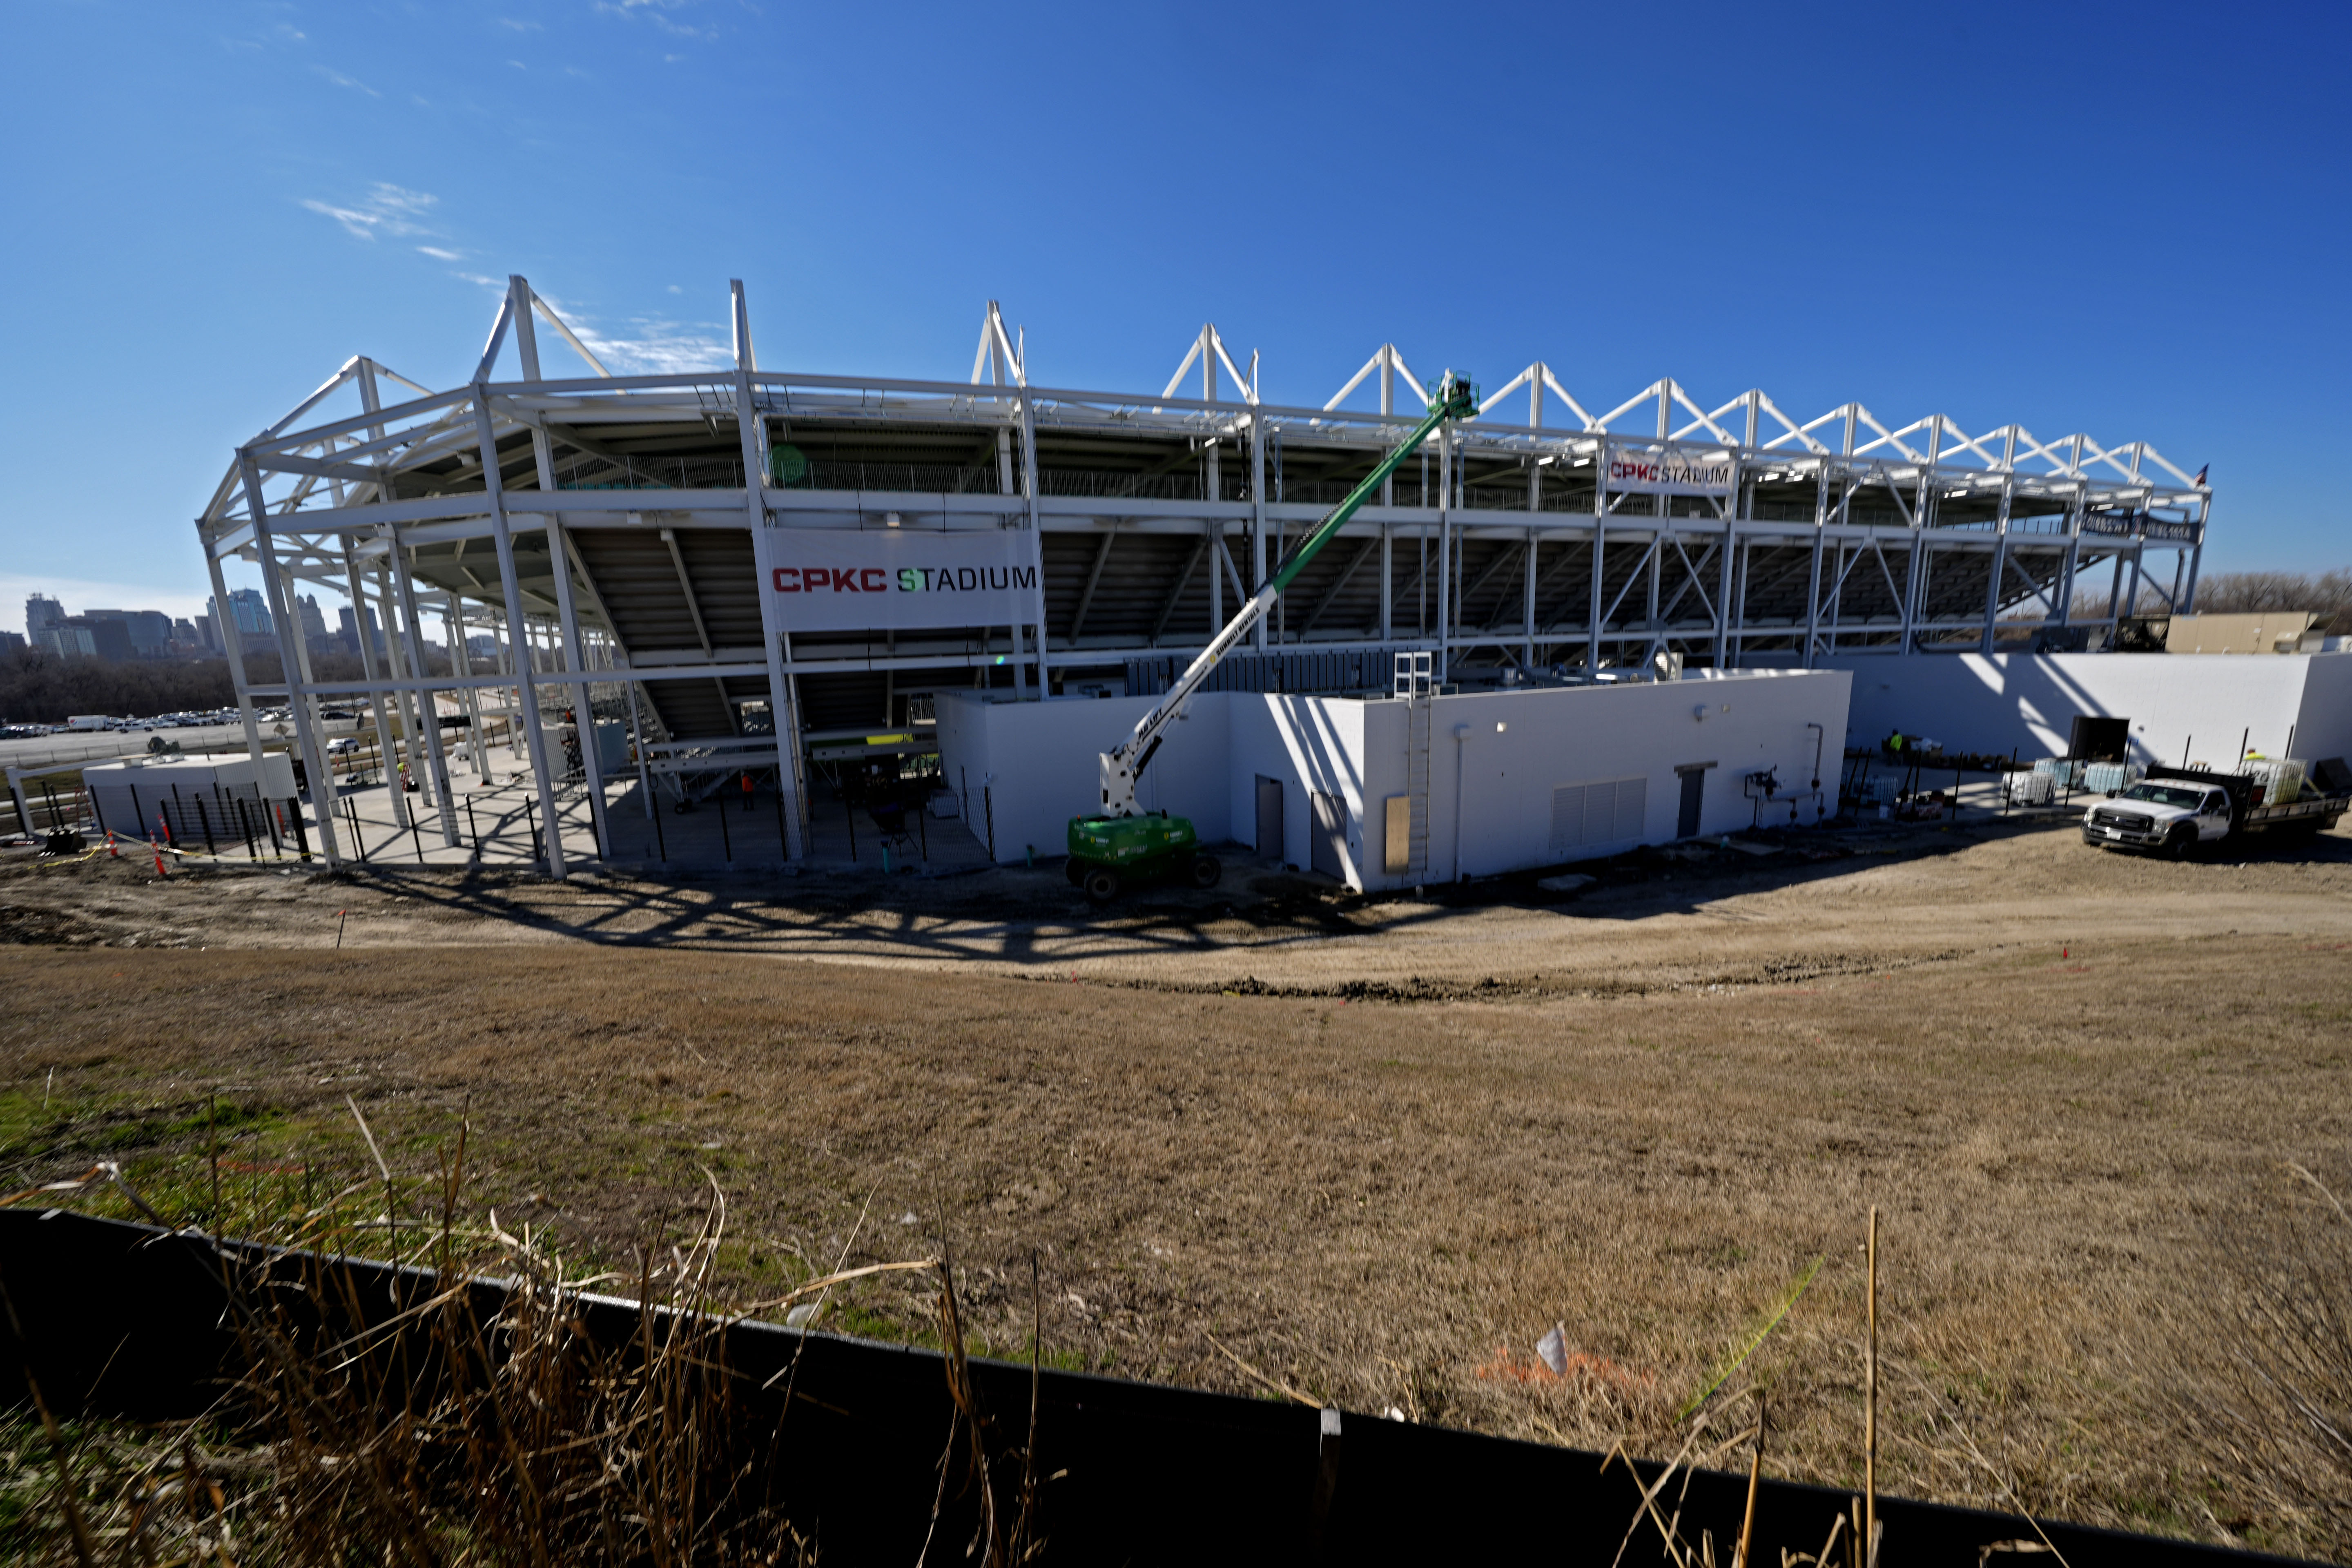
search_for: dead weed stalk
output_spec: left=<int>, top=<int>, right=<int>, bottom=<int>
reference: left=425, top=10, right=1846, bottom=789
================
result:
left=4, top=1124, right=1035, bottom=1565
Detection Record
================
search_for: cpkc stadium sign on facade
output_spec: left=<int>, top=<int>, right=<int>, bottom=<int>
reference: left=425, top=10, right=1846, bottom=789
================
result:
left=754, top=526, right=1042, bottom=633
left=1605, top=450, right=1734, bottom=497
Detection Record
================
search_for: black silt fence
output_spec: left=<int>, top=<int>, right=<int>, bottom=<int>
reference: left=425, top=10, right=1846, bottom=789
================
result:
left=0, top=1212, right=2313, bottom=1568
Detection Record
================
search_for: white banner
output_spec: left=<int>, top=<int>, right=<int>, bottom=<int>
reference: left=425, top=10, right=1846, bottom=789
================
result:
left=754, top=526, right=1041, bottom=632
left=1603, top=449, right=1734, bottom=497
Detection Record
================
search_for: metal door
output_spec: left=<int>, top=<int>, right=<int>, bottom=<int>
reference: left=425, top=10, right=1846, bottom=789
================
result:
left=1311, top=792, right=1346, bottom=881
left=1677, top=767, right=1705, bottom=838
left=1255, top=775, right=1283, bottom=861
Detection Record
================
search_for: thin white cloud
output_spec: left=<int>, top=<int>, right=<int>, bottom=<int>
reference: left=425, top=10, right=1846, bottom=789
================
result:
left=418, top=278, right=731, bottom=377
left=569, top=319, right=732, bottom=375
left=301, top=183, right=440, bottom=242
left=416, top=245, right=465, bottom=261
left=497, top=17, right=543, bottom=30
left=529, top=292, right=731, bottom=374
left=315, top=65, right=381, bottom=96
left=596, top=0, right=717, bottom=41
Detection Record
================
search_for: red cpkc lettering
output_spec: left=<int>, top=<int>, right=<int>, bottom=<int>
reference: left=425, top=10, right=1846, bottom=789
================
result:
left=805, top=567, right=892, bottom=591
left=771, top=568, right=800, bottom=591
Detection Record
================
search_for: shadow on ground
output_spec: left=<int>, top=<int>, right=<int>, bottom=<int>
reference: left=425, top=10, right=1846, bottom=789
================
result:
left=301, top=811, right=2163, bottom=959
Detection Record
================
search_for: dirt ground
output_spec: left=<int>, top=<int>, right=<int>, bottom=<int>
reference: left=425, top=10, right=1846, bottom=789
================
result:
left=4, top=814, right=2350, bottom=1555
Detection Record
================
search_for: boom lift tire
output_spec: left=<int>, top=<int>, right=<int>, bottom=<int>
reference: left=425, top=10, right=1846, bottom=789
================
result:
left=1187, top=853, right=1221, bottom=889
left=1081, top=867, right=1121, bottom=905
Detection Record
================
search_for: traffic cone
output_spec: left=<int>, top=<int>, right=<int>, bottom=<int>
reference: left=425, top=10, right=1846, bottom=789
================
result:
left=107, top=833, right=119, bottom=859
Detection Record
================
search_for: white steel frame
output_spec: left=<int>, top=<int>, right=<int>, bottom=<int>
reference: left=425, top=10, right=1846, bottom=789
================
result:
left=200, top=279, right=2212, bottom=876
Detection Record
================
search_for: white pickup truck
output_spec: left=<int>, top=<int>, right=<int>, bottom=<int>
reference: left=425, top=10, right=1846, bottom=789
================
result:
left=2082, top=764, right=2348, bottom=857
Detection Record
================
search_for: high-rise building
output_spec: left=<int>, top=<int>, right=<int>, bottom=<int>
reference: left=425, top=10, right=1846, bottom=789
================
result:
left=25, top=594, right=65, bottom=639
left=207, top=589, right=272, bottom=637
left=338, top=604, right=385, bottom=657
left=194, top=613, right=219, bottom=652
left=38, top=625, right=97, bottom=660
left=84, top=609, right=172, bottom=655
left=67, top=616, right=137, bottom=662
left=0, top=630, right=26, bottom=654
left=297, top=594, right=328, bottom=641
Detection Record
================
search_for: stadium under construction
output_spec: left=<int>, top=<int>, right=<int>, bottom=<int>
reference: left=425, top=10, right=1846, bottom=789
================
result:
left=192, top=277, right=2218, bottom=878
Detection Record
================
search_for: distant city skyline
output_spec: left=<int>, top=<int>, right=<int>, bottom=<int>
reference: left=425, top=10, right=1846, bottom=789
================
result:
left=12, top=583, right=471, bottom=667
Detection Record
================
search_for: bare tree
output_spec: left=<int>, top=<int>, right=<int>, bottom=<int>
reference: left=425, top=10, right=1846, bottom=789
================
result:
left=0, top=646, right=455, bottom=726
left=2073, top=566, right=2352, bottom=633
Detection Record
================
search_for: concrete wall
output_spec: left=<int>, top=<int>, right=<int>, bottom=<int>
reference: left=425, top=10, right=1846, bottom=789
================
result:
left=1226, top=695, right=1372, bottom=878
left=83, top=752, right=299, bottom=841
left=940, top=670, right=1853, bottom=886
left=2296, top=656, right=2352, bottom=765
left=933, top=691, right=1232, bottom=863
left=1828, top=652, right=2352, bottom=768
left=1363, top=669, right=1851, bottom=892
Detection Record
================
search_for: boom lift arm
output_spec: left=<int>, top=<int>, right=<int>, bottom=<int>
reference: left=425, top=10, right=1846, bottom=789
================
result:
left=1095, top=371, right=1479, bottom=818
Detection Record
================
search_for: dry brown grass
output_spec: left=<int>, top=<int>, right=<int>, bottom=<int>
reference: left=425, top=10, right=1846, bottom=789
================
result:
left=6, top=912, right=2351, bottom=1555
left=0, top=1184, right=1045, bottom=1568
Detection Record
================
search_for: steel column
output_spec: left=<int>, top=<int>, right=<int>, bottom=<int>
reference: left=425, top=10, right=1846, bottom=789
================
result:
left=237, top=451, right=341, bottom=866
left=473, top=394, right=566, bottom=877
left=203, top=542, right=269, bottom=776
left=388, top=526, right=461, bottom=847
left=729, top=279, right=803, bottom=857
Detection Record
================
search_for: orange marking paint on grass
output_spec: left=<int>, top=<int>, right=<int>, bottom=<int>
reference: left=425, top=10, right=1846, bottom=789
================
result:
left=1473, top=1343, right=1655, bottom=1396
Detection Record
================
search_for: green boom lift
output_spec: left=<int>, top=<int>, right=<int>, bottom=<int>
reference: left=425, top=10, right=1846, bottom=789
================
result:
left=1066, top=371, right=1480, bottom=903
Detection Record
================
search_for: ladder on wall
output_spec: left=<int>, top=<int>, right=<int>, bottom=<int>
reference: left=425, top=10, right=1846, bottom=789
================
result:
left=1396, top=651, right=1433, bottom=879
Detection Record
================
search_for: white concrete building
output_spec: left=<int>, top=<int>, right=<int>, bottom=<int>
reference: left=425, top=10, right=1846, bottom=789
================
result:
left=939, top=666, right=1850, bottom=891
left=1832, top=653, right=2352, bottom=769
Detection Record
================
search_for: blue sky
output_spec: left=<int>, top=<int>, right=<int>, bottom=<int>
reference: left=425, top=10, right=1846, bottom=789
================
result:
left=3, top=0, right=2345, bottom=627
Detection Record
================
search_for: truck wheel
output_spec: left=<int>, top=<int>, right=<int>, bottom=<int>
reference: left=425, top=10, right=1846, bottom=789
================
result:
left=1188, top=853, right=1221, bottom=889
left=2166, top=825, right=2197, bottom=861
left=1082, top=867, right=1121, bottom=905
